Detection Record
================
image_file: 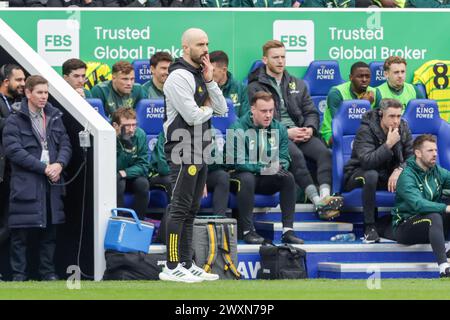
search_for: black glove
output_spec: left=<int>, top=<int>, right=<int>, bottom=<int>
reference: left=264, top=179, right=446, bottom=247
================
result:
left=120, top=126, right=134, bottom=150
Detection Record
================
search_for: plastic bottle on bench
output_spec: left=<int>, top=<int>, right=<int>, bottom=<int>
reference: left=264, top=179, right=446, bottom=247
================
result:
left=330, top=233, right=356, bottom=242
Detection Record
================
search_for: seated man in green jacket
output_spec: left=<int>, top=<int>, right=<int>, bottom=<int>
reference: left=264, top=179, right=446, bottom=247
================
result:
left=321, top=61, right=378, bottom=146
left=393, top=134, right=450, bottom=277
left=91, top=61, right=145, bottom=118
left=225, top=91, right=304, bottom=245
left=142, top=52, right=173, bottom=99
left=113, top=107, right=150, bottom=220
left=210, top=50, right=249, bottom=118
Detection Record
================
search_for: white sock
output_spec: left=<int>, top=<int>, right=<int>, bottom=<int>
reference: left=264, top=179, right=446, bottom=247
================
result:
left=319, top=184, right=331, bottom=199
left=312, top=196, right=321, bottom=206
left=305, top=185, right=321, bottom=206
left=445, top=242, right=450, bottom=253
left=283, top=228, right=293, bottom=234
left=439, top=262, right=449, bottom=274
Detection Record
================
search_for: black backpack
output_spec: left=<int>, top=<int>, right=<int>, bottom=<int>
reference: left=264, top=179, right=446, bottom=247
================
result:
left=257, top=243, right=307, bottom=280
left=103, top=250, right=166, bottom=280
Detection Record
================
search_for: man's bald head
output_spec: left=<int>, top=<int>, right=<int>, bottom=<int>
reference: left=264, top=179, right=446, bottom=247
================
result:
left=181, top=28, right=209, bottom=68
left=181, top=28, right=208, bottom=47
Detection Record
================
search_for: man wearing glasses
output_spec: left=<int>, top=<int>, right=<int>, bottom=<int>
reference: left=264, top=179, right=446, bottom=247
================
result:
left=112, top=107, right=150, bottom=220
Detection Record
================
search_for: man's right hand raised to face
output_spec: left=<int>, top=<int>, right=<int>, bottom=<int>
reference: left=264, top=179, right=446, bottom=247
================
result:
left=201, top=54, right=214, bottom=83
left=386, top=126, right=401, bottom=149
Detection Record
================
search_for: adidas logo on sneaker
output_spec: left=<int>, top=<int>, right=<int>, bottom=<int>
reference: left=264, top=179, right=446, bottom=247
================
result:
left=159, top=263, right=204, bottom=283
left=188, top=262, right=220, bottom=281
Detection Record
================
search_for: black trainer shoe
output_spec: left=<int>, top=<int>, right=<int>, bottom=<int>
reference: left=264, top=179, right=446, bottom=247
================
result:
left=41, top=273, right=60, bottom=281
left=363, top=225, right=380, bottom=243
left=281, top=230, right=304, bottom=244
left=12, top=274, right=28, bottom=282
left=243, top=231, right=265, bottom=244
left=440, top=267, right=450, bottom=278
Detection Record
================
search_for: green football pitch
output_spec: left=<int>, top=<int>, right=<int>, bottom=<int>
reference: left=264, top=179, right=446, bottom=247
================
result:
left=1, top=279, right=450, bottom=300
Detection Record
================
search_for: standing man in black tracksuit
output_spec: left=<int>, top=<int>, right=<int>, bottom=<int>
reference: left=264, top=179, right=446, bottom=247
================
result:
left=247, top=40, right=343, bottom=220
left=159, top=28, right=228, bottom=283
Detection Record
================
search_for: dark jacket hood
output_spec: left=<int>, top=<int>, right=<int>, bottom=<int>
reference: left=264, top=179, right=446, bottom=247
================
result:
left=169, top=57, right=203, bottom=76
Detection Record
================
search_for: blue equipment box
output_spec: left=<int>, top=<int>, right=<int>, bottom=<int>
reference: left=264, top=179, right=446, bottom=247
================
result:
left=104, top=208, right=154, bottom=253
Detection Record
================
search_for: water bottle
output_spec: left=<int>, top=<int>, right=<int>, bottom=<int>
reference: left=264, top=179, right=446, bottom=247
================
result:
left=330, top=233, right=356, bottom=242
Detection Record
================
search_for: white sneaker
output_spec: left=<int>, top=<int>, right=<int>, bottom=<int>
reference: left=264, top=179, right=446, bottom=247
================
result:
left=159, top=263, right=204, bottom=283
left=188, top=262, right=220, bottom=281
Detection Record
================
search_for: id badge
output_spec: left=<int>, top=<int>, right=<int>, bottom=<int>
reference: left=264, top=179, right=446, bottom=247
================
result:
left=40, top=149, right=50, bottom=165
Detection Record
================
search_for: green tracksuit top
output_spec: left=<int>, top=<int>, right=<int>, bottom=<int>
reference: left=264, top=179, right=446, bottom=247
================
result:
left=142, top=79, right=164, bottom=99
left=392, top=156, right=450, bottom=228
left=225, top=111, right=291, bottom=174
left=117, top=127, right=150, bottom=178
left=220, top=72, right=250, bottom=118
left=91, top=80, right=145, bottom=118
left=149, top=132, right=170, bottom=177
left=84, top=88, right=92, bottom=98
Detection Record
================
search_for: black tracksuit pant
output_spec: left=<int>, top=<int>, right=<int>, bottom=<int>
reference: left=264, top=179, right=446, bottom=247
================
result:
left=157, top=169, right=229, bottom=245
left=344, top=168, right=389, bottom=225
left=395, top=212, right=450, bottom=265
left=149, top=174, right=172, bottom=197
left=231, top=171, right=296, bottom=233
left=206, top=169, right=230, bottom=216
left=117, top=176, right=150, bottom=220
left=165, top=162, right=208, bottom=269
left=288, top=137, right=332, bottom=189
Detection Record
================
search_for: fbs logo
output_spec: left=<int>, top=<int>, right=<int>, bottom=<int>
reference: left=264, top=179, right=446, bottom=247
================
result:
left=37, top=19, right=80, bottom=67
left=273, top=20, right=314, bottom=67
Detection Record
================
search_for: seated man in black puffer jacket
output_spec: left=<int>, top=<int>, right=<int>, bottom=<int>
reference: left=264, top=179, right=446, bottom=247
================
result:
left=344, top=98, right=413, bottom=243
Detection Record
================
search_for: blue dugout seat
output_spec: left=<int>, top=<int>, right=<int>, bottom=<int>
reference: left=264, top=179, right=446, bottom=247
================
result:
left=369, top=61, right=386, bottom=88
left=303, top=60, right=345, bottom=123
left=86, top=98, right=108, bottom=121
left=403, top=99, right=450, bottom=170
left=132, top=59, right=152, bottom=85
left=242, top=60, right=264, bottom=86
